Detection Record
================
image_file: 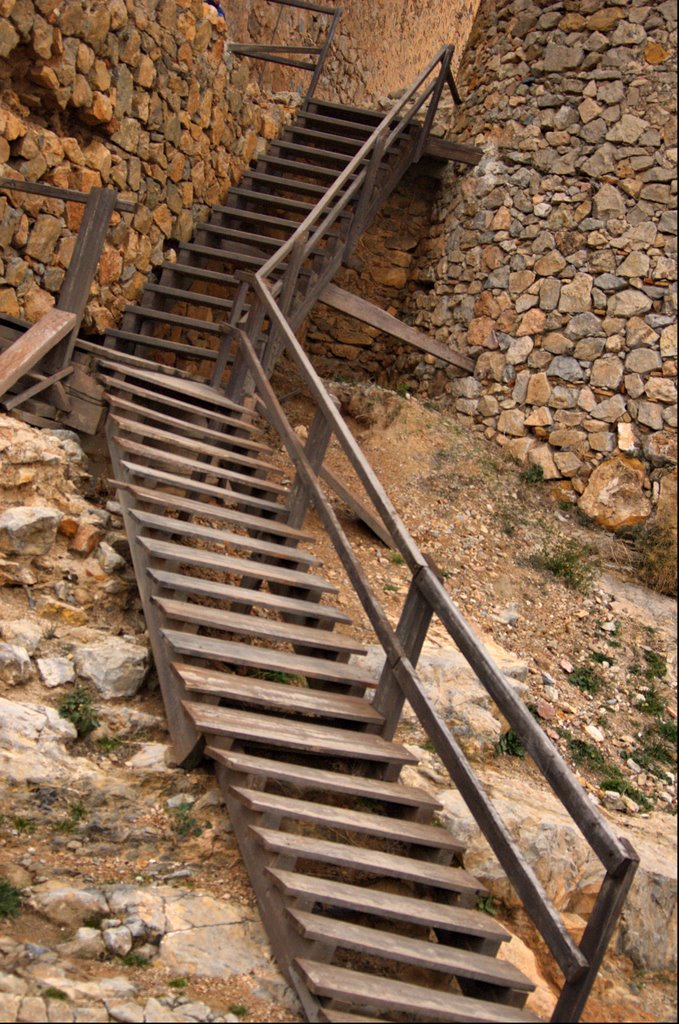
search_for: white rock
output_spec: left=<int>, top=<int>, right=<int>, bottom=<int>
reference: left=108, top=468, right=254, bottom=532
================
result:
left=0, top=506, right=62, bottom=556
left=0, top=697, right=76, bottom=782
left=58, top=927, right=106, bottom=961
left=585, top=723, right=605, bottom=743
left=74, top=639, right=150, bottom=698
left=125, top=743, right=173, bottom=772
left=36, top=657, right=75, bottom=688
left=0, top=644, right=31, bottom=686
left=31, top=886, right=108, bottom=929
left=98, top=542, right=127, bottom=575
left=103, top=926, right=133, bottom=957
left=0, top=618, right=46, bottom=654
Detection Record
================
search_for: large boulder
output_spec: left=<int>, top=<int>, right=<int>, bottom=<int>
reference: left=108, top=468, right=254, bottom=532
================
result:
left=74, top=638, right=150, bottom=698
left=0, top=506, right=62, bottom=555
left=438, top=768, right=677, bottom=971
left=0, top=697, right=76, bottom=781
left=578, top=456, right=651, bottom=530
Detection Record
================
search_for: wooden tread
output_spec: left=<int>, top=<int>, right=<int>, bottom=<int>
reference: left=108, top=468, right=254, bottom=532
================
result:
left=268, top=870, right=510, bottom=940
left=209, top=750, right=439, bottom=808
left=175, top=666, right=381, bottom=722
left=132, top=510, right=318, bottom=565
left=149, top=571, right=351, bottom=625
left=100, top=363, right=253, bottom=416
left=252, top=828, right=479, bottom=894
left=296, top=960, right=540, bottom=1023
left=187, top=705, right=415, bottom=764
left=113, top=438, right=288, bottom=503
left=106, top=328, right=218, bottom=362
left=233, top=788, right=463, bottom=851
left=143, top=283, right=238, bottom=312
left=141, top=539, right=333, bottom=592
left=110, top=415, right=284, bottom=476
left=112, top=483, right=309, bottom=542
left=165, top=635, right=376, bottom=689
left=290, top=911, right=534, bottom=990
left=227, top=187, right=317, bottom=213
left=160, top=261, right=239, bottom=286
left=212, top=205, right=303, bottom=231
left=121, top=461, right=285, bottom=514
left=125, top=304, right=227, bottom=334
left=157, top=602, right=363, bottom=654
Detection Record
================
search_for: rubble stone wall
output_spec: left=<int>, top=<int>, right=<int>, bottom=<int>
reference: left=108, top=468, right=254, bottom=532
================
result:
left=0, top=0, right=300, bottom=333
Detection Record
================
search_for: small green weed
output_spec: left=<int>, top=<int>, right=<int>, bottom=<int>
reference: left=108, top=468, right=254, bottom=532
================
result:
left=422, top=739, right=437, bottom=754
left=120, top=952, right=149, bottom=968
left=476, top=895, right=497, bottom=916
left=0, top=879, right=22, bottom=919
left=590, top=651, right=613, bottom=666
left=522, top=464, right=544, bottom=485
left=55, top=800, right=86, bottom=834
left=6, top=816, right=34, bottom=833
left=260, top=671, right=299, bottom=684
left=657, top=719, right=677, bottom=745
left=395, top=381, right=410, bottom=398
left=169, top=978, right=188, bottom=990
left=383, top=583, right=399, bottom=593
left=568, top=739, right=605, bottom=770
left=43, top=988, right=69, bottom=1001
left=600, top=768, right=652, bottom=812
left=643, top=649, right=667, bottom=682
left=636, top=684, right=665, bottom=716
left=537, top=537, right=596, bottom=592
left=171, top=801, right=203, bottom=839
left=495, top=730, right=525, bottom=758
left=568, top=665, right=605, bottom=695
left=389, top=551, right=405, bottom=566
left=58, top=686, right=99, bottom=737
left=97, top=735, right=122, bottom=752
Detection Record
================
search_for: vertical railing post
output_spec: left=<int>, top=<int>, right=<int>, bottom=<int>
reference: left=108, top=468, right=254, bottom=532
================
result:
left=210, top=280, right=250, bottom=388
left=372, top=567, right=433, bottom=740
left=305, top=7, right=342, bottom=104
left=551, top=848, right=639, bottom=1024
left=286, top=400, right=337, bottom=530
left=414, top=47, right=453, bottom=163
left=260, top=230, right=309, bottom=375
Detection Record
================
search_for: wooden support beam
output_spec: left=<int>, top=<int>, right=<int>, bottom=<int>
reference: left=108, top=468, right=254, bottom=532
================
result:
left=422, top=138, right=483, bottom=165
left=0, top=310, right=77, bottom=401
left=319, top=283, right=475, bottom=373
left=2, top=366, right=73, bottom=412
left=319, top=463, right=395, bottom=549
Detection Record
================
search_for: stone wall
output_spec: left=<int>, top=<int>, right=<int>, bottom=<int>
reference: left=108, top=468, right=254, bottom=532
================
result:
left=404, top=0, right=677, bottom=508
left=0, top=0, right=299, bottom=333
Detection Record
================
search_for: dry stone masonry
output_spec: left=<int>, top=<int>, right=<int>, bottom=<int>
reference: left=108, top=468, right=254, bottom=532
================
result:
left=407, top=0, right=677, bottom=519
left=0, top=0, right=299, bottom=332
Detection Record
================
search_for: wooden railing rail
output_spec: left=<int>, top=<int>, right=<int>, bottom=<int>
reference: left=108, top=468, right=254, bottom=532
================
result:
left=227, top=0, right=342, bottom=101
left=230, top=280, right=640, bottom=1018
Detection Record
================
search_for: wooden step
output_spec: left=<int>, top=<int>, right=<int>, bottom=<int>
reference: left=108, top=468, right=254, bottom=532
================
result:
left=120, top=461, right=285, bottom=514
left=212, top=205, right=303, bottom=231
left=252, top=153, right=346, bottom=179
left=319, top=1011, right=384, bottom=1024
left=296, top=960, right=540, bottom=1023
left=102, top=377, right=269, bottom=445
left=227, top=188, right=317, bottom=213
left=268, top=870, right=510, bottom=941
left=110, top=415, right=284, bottom=478
left=175, top=666, right=381, bottom=723
left=143, top=283, right=237, bottom=312
left=156, top=601, right=364, bottom=654
left=112, top=483, right=309, bottom=543
left=160, top=261, right=239, bottom=286
left=106, top=397, right=272, bottom=456
left=125, top=304, right=227, bottom=335
left=290, top=911, right=534, bottom=991
left=165, top=635, right=378, bottom=689
left=101, top=363, right=253, bottom=416
left=253, top=829, right=478, bottom=894
left=197, top=223, right=291, bottom=249
left=106, top=328, right=218, bottom=362
left=243, top=170, right=328, bottom=197
left=209, top=751, right=439, bottom=808
left=142, top=539, right=333, bottom=593
left=286, top=125, right=365, bottom=151
left=270, top=139, right=361, bottom=165
left=131, top=510, right=318, bottom=566
left=233, top=789, right=463, bottom=851
left=296, top=110, right=375, bottom=137
left=179, top=241, right=270, bottom=266
left=187, top=705, right=415, bottom=764
left=113, top=438, right=288, bottom=502
left=150, top=570, right=349, bottom=625
left=83, top=340, right=195, bottom=380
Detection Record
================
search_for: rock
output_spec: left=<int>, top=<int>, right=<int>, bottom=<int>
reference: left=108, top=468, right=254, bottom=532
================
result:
left=559, top=274, right=593, bottom=313
left=31, top=886, right=108, bottom=929
left=544, top=44, right=584, bottom=71
left=635, top=401, right=664, bottom=431
left=357, top=643, right=528, bottom=760
left=528, top=444, right=560, bottom=480
left=590, top=395, right=627, bottom=422
left=98, top=542, right=127, bottom=574
left=58, top=927, right=106, bottom=961
left=590, top=356, right=624, bottom=390
left=526, top=373, right=551, bottom=405
left=497, top=409, right=526, bottom=436
left=0, top=618, right=45, bottom=653
left=578, top=456, right=651, bottom=530
left=498, top=933, right=557, bottom=1020
left=74, top=639, right=150, bottom=698
left=0, top=643, right=31, bottom=686
left=593, top=184, right=625, bottom=219
left=0, top=506, right=61, bottom=555
left=0, top=697, right=76, bottom=781
left=36, top=657, right=75, bottom=688
left=618, top=251, right=650, bottom=278
left=125, top=742, right=173, bottom=772
left=626, top=348, right=662, bottom=374
left=547, top=357, right=585, bottom=383
left=606, top=114, right=650, bottom=144
left=608, top=290, right=653, bottom=318
left=103, top=926, right=133, bottom=957
left=646, top=378, right=676, bottom=404
left=105, top=1002, right=144, bottom=1024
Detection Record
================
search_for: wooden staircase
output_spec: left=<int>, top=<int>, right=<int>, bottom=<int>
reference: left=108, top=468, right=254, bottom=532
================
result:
left=98, top=42, right=639, bottom=1024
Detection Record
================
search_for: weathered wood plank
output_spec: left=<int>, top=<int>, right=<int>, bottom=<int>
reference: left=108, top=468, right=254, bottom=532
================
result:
left=0, top=310, right=76, bottom=400
left=319, top=463, right=395, bottom=549
left=319, top=282, right=475, bottom=372
left=424, top=138, right=482, bottom=165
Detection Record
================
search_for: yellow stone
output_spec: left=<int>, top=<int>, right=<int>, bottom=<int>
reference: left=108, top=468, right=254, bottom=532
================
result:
left=644, top=41, right=670, bottom=65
